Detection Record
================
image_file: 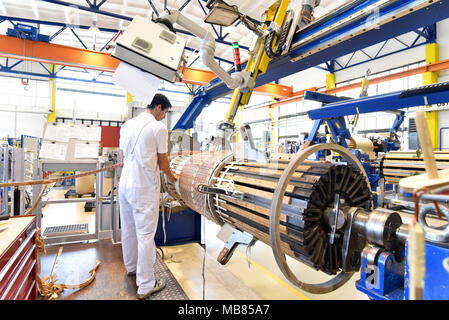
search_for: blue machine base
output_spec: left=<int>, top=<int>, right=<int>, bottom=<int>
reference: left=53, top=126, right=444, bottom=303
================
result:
left=405, top=241, right=449, bottom=300
left=357, top=241, right=449, bottom=300
left=355, top=280, right=404, bottom=300
left=155, top=208, right=202, bottom=246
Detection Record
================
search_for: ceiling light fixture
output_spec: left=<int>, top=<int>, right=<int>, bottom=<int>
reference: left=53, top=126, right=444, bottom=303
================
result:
left=204, top=0, right=241, bottom=27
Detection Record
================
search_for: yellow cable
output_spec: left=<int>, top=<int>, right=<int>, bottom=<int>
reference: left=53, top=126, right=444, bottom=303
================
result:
left=235, top=250, right=310, bottom=300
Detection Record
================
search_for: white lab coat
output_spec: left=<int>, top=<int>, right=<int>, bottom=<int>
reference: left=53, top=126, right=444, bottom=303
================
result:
left=119, top=112, right=168, bottom=295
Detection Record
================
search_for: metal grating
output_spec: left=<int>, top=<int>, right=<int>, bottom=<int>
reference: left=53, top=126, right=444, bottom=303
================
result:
left=150, top=252, right=189, bottom=300
left=409, top=117, right=417, bottom=133
left=43, top=223, right=89, bottom=237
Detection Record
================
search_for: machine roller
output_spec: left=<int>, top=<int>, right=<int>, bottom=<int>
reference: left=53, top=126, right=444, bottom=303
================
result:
left=162, top=144, right=409, bottom=294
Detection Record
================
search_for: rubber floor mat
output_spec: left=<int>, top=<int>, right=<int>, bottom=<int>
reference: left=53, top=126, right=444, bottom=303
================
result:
left=150, top=253, right=189, bottom=300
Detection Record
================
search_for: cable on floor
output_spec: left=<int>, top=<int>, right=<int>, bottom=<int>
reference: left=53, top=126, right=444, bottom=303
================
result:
left=202, top=214, right=206, bottom=300
left=159, top=201, right=182, bottom=264
left=245, top=244, right=253, bottom=269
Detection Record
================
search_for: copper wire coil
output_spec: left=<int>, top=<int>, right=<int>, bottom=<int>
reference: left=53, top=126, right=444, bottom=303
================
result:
left=164, top=151, right=371, bottom=276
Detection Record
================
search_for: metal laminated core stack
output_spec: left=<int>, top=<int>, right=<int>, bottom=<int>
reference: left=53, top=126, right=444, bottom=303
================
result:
left=168, top=152, right=372, bottom=275
left=382, top=151, right=449, bottom=184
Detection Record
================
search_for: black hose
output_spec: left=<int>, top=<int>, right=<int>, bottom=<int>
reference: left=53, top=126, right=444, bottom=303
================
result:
left=154, top=17, right=176, bottom=33
left=265, top=12, right=292, bottom=59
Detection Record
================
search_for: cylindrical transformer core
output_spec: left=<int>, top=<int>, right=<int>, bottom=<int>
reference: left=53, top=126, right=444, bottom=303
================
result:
left=164, top=151, right=372, bottom=276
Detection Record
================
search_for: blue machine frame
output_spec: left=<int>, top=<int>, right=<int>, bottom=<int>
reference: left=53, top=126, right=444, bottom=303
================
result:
left=356, top=241, right=449, bottom=300
left=303, top=83, right=449, bottom=148
left=173, top=0, right=449, bottom=130
left=302, top=82, right=449, bottom=207
left=303, top=83, right=449, bottom=300
left=6, top=23, right=50, bottom=42
left=307, top=83, right=449, bottom=120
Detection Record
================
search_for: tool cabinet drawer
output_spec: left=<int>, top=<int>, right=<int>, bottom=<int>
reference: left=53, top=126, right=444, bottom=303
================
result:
left=0, top=216, right=37, bottom=300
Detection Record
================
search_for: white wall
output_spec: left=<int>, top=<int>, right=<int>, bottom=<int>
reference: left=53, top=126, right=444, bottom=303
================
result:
left=0, top=111, right=48, bottom=138
left=0, top=75, right=50, bottom=138
left=55, top=80, right=127, bottom=122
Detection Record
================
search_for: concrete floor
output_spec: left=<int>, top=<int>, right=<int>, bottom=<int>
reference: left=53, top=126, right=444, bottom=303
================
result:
left=39, top=187, right=372, bottom=300
left=163, top=220, right=368, bottom=300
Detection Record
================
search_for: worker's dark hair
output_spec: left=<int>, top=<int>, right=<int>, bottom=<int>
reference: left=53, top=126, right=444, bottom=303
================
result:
left=147, top=93, right=172, bottom=110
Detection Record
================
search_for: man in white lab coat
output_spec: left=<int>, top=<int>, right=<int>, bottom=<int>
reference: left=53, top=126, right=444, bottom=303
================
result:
left=119, top=93, right=177, bottom=300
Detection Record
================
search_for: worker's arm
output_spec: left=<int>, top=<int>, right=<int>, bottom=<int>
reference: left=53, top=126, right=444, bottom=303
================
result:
left=158, top=153, right=177, bottom=183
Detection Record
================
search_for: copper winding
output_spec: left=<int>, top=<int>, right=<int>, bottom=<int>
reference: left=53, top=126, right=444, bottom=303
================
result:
left=35, top=227, right=101, bottom=299
left=0, top=162, right=123, bottom=188
left=412, top=187, right=442, bottom=223
left=26, top=185, right=48, bottom=215
left=176, top=151, right=231, bottom=224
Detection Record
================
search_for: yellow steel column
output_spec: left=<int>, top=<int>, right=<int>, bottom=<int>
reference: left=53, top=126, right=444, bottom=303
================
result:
left=325, top=73, right=336, bottom=145
left=126, top=92, right=133, bottom=104
left=423, top=43, right=439, bottom=149
left=48, top=64, right=57, bottom=122
left=268, top=103, right=279, bottom=153
left=126, top=92, right=133, bottom=118
left=186, top=84, right=194, bottom=135
left=326, top=73, right=336, bottom=90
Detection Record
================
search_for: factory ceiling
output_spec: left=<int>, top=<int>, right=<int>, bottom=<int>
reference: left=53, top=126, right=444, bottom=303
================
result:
left=0, top=0, right=345, bottom=69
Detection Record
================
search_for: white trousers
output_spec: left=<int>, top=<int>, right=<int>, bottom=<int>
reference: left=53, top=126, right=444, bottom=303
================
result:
left=119, top=182, right=160, bottom=295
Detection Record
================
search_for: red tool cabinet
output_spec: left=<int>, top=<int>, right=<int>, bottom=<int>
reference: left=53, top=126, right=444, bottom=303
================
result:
left=0, top=215, right=37, bottom=300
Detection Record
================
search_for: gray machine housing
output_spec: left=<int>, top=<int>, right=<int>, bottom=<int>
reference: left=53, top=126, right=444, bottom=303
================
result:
left=111, top=16, right=186, bottom=83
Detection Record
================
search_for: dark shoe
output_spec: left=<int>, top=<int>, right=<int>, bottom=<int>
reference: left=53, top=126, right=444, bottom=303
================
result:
left=126, top=270, right=136, bottom=276
left=137, top=279, right=166, bottom=300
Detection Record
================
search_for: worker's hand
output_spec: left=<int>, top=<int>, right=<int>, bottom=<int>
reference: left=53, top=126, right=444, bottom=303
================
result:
left=167, top=174, right=177, bottom=184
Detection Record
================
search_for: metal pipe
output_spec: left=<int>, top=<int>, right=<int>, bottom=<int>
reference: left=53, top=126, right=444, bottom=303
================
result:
left=42, top=198, right=96, bottom=204
left=420, top=193, right=449, bottom=205
left=159, top=9, right=243, bottom=90
left=1, top=146, right=9, bottom=216
left=352, top=208, right=405, bottom=250
left=396, top=224, right=409, bottom=245
left=0, top=108, right=50, bottom=115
